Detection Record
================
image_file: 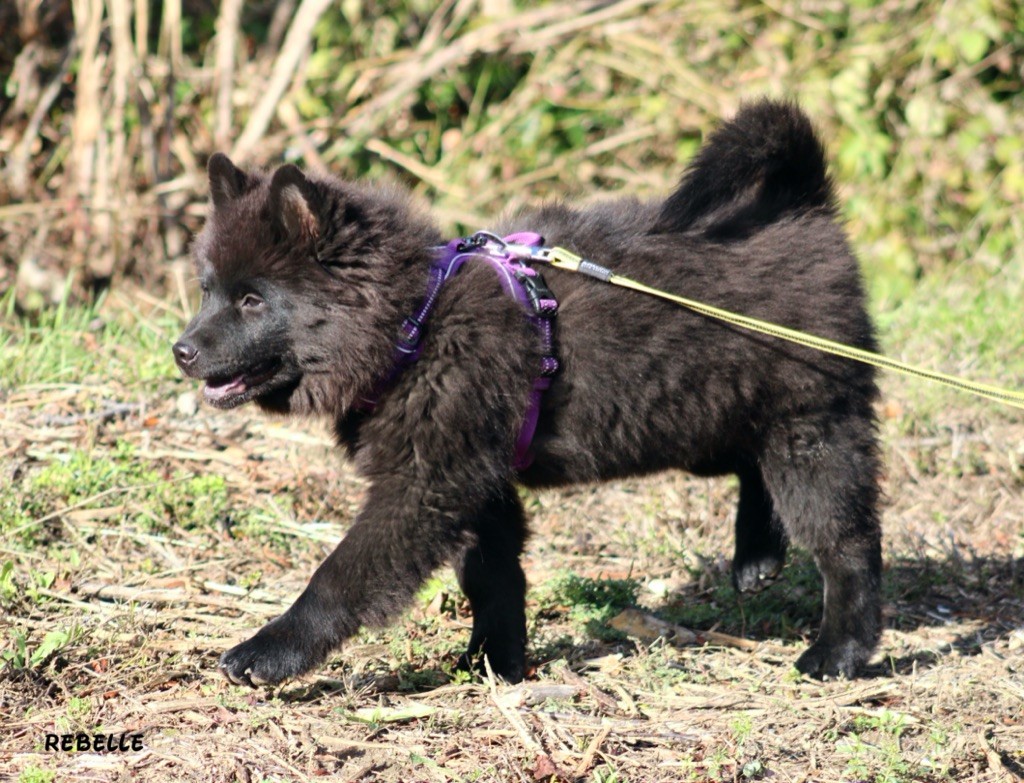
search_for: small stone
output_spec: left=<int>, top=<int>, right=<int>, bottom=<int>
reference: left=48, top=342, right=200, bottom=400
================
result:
left=176, top=391, right=198, bottom=417
left=648, top=578, right=669, bottom=598
left=1008, top=630, right=1024, bottom=651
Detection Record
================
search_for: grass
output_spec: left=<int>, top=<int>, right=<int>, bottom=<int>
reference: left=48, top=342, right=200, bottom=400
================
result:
left=543, top=573, right=641, bottom=642
left=0, top=440, right=235, bottom=553
left=0, top=289, right=181, bottom=391
left=17, top=768, right=55, bottom=783
left=873, top=257, right=1024, bottom=423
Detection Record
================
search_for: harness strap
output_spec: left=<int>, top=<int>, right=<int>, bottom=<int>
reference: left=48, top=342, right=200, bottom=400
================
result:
left=501, top=232, right=559, bottom=470
left=365, top=231, right=559, bottom=470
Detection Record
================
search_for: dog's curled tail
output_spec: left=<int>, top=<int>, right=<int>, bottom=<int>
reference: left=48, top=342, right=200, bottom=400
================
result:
left=653, top=99, right=835, bottom=238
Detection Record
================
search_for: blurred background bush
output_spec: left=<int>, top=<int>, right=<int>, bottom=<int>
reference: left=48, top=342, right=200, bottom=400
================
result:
left=2, top=0, right=1022, bottom=312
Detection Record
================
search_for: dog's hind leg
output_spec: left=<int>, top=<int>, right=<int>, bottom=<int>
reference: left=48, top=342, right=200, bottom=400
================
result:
left=454, top=487, right=529, bottom=683
left=758, top=411, right=882, bottom=679
left=732, top=465, right=788, bottom=593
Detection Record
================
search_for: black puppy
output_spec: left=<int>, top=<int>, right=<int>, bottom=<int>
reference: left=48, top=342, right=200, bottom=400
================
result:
left=174, top=99, right=882, bottom=686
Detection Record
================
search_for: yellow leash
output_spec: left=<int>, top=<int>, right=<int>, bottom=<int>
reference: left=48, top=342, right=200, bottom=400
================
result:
left=534, top=246, right=1024, bottom=411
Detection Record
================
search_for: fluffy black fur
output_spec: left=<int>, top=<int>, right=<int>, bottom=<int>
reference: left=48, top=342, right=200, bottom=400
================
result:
left=174, top=99, right=882, bottom=687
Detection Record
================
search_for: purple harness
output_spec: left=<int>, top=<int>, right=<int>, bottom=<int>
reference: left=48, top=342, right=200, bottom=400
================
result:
left=370, top=231, right=559, bottom=470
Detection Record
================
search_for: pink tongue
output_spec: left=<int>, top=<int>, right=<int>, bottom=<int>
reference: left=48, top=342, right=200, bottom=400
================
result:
left=204, top=375, right=247, bottom=401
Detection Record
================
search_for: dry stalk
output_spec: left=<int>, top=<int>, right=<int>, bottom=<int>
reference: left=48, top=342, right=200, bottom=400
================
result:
left=263, top=0, right=297, bottom=57
left=75, top=581, right=281, bottom=614
left=232, top=0, right=335, bottom=164
left=69, top=0, right=103, bottom=202
left=158, top=0, right=182, bottom=75
left=572, top=723, right=612, bottom=778
left=8, top=2, right=40, bottom=118
left=153, top=0, right=185, bottom=261
left=7, top=44, right=74, bottom=197
left=107, top=0, right=134, bottom=268
left=131, top=0, right=146, bottom=61
left=484, top=659, right=542, bottom=754
left=364, top=138, right=469, bottom=199
left=214, top=0, right=244, bottom=150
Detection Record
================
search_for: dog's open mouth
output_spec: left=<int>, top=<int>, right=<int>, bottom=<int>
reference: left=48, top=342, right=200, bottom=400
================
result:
left=203, top=360, right=281, bottom=407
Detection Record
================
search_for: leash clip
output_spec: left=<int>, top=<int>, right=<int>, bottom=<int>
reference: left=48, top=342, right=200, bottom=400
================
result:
left=460, top=231, right=505, bottom=253
left=514, top=268, right=558, bottom=319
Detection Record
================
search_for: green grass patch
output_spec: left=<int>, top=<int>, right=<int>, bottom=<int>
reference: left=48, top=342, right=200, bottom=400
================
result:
left=830, top=709, right=916, bottom=783
left=540, top=572, right=640, bottom=642
left=661, top=554, right=821, bottom=641
left=0, top=441, right=233, bottom=550
left=872, top=260, right=1024, bottom=422
left=2, top=625, right=80, bottom=671
left=17, top=768, right=56, bottom=783
left=0, top=289, right=181, bottom=393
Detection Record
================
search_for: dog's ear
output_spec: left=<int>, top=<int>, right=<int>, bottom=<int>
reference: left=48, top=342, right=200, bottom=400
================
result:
left=269, top=164, right=319, bottom=244
left=208, top=153, right=248, bottom=208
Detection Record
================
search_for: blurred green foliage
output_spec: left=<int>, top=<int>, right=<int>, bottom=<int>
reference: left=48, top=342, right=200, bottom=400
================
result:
left=3, top=0, right=1023, bottom=392
left=243, top=0, right=1024, bottom=301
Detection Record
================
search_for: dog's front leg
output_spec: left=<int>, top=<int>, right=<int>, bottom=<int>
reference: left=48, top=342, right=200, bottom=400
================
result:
left=219, top=479, right=480, bottom=687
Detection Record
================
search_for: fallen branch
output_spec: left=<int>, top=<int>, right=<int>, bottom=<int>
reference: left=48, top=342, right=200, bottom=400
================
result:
left=609, top=608, right=762, bottom=651
left=74, top=581, right=283, bottom=614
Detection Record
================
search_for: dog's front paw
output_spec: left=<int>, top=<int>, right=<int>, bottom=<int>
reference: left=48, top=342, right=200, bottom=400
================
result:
left=795, top=639, right=867, bottom=681
left=456, top=647, right=526, bottom=684
left=219, top=617, right=327, bottom=687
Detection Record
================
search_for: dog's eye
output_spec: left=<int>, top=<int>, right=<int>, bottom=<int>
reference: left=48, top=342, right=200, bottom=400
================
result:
left=239, top=293, right=264, bottom=310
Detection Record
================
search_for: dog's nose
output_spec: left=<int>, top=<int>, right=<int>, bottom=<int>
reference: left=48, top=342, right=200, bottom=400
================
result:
left=172, top=340, right=198, bottom=366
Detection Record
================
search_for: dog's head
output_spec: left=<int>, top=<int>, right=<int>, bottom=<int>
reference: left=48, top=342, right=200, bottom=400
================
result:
left=173, top=154, right=429, bottom=416
left=173, top=154, right=326, bottom=411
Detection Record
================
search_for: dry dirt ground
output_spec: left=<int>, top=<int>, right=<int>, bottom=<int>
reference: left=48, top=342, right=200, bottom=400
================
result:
left=1, top=363, right=1023, bottom=782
